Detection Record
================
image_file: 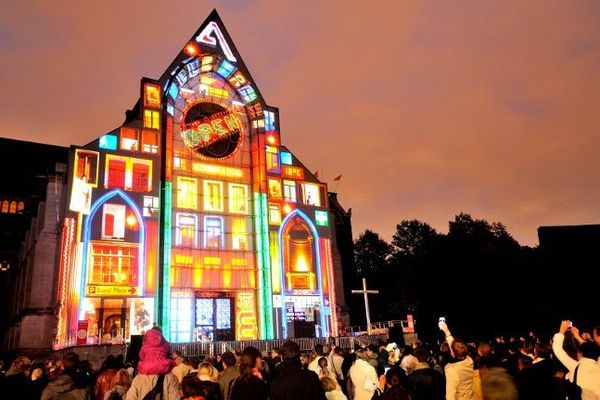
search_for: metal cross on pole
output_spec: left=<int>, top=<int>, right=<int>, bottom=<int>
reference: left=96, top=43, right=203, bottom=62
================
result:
left=351, top=278, right=379, bottom=335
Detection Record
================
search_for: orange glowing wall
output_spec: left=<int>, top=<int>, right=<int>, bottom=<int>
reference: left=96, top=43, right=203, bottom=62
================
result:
left=145, top=221, right=158, bottom=294
left=170, top=250, right=256, bottom=290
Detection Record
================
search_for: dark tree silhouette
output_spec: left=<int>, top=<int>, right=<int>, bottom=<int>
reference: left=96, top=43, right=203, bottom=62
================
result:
left=350, top=213, right=542, bottom=340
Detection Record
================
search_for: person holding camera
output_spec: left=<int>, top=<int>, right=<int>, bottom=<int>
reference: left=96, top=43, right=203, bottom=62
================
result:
left=439, top=320, right=474, bottom=400
left=552, top=320, right=600, bottom=400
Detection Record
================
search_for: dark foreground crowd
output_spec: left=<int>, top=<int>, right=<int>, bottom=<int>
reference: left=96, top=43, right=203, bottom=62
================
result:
left=1, top=320, right=600, bottom=400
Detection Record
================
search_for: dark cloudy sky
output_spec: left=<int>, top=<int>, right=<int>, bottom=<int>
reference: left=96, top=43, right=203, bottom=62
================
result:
left=2, top=1, right=600, bottom=246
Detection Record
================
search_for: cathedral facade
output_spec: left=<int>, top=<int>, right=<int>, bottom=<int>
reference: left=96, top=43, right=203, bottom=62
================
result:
left=54, top=11, right=346, bottom=347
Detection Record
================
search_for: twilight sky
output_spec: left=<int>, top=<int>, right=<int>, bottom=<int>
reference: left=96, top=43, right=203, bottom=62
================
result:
left=2, top=1, right=600, bottom=246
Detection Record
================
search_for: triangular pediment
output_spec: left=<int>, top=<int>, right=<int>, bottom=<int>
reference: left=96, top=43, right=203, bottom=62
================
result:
left=157, top=9, right=266, bottom=106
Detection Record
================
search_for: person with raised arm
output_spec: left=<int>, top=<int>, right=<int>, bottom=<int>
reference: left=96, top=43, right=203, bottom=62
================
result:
left=552, top=320, right=600, bottom=400
left=438, top=320, right=474, bottom=400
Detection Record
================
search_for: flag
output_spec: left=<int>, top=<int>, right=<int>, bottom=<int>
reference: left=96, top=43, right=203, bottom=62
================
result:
left=313, top=170, right=319, bottom=178
left=333, top=174, right=342, bottom=181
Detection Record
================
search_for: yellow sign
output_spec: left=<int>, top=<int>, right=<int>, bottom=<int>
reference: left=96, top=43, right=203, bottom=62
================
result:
left=87, top=285, right=137, bottom=297
left=192, top=162, right=244, bottom=179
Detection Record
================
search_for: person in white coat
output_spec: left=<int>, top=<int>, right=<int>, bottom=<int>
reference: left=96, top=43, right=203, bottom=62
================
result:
left=552, top=320, right=600, bottom=400
left=348, top=357, right=378, bottom=400
left=439, top=322, right=474, bottom=400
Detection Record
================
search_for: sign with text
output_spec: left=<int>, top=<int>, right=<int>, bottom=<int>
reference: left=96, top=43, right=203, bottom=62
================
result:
left=281, top=166, right=304, bottom=180
left=86, top=285, right=137, bottom=297
left=76, top=320, right=88, bottom=346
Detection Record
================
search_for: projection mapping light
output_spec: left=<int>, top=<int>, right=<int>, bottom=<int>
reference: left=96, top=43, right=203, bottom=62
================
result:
left=181, top=101, right=242, bottom=159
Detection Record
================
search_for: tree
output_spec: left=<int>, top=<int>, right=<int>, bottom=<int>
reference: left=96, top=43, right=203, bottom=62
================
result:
left=353, top=230, right=392, bottom=277
left=391, top=220, right=440, bottom=258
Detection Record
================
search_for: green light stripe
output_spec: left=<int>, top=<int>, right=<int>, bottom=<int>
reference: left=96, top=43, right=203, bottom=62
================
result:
left=161, top=181, right=172, bottom=340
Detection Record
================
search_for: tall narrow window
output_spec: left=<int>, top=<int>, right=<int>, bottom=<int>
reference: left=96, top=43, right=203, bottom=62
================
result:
left=1, top=200, right=8, bottom=213
left=232, top=217, right=247, bottom=250
left=170, top=297, right=192, bottom=343
left=74, top=150, right=99, bottom=186
left=268, top=204, right=281, bottom=225
left=203, top=180, right=223, bottom=212
left=132, top=163, right=150, bottom=192
left=102, top=204, right=126, bottom=239
left=107, top=159, right=126, bottom=189
left=268, top=179, right=282, bottom=200
left=144, top=110, right=160, bottom=129
left=176, top=213, right=198, bottom=248
left=204, top=216, right=224, bottom=249
left=177, top=177, right=198, bottom=210
left=283, top=180, right=297, bottom=202
left=228, top=184, right=248, bottom=214
left=266, top=146, right=279, bottom=173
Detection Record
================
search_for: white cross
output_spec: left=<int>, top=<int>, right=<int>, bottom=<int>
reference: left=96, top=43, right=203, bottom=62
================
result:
left=351, top=278, right=379, bottom=335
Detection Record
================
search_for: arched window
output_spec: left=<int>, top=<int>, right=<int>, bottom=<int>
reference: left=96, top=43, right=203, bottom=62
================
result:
left=17, top=201, right=25, bottom=213
left=1, top=200, right=8, bottom=213
left=282, top=216, right=317, bottom=291
left=9, top=201, right=17, bottom=214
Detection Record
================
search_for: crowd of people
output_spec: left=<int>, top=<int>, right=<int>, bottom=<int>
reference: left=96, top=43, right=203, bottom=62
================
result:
left=1, top=319, right=600, bottom=400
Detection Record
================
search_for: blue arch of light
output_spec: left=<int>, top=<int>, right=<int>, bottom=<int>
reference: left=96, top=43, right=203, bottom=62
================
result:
left=78, top=189, right=146, bottom=319
left=278, top=209, right=328, bottom=338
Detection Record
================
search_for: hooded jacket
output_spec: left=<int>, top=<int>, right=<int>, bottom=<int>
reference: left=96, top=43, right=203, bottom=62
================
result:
left=137, top=328, right=171, bottom=375
left=126, top=328, right=181, bottom=400
left=41, top=373, right=91, bottom=400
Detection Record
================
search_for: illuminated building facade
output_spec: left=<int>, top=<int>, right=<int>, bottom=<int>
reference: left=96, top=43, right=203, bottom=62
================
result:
left=54, top=11, right=344, bottom=346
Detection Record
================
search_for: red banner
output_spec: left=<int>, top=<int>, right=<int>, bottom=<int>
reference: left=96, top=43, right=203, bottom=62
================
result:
left=76, top=320, right=88, bottom=346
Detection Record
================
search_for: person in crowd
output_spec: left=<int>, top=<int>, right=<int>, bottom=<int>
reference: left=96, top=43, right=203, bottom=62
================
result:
left=481, top=367, right=518, bottom=400
left=317, top=357, right=334, bottom=380
left=268, top=347, right=283, bottom=378
left=269, top=340, right=326, bottom=400
left=181, top=374, right=207, bottom=400
left=552, top=320, right=600, bottom=400
left=407, top=347, right=445, bottom=400
left=300, top=353, right=310, bottom=369
left=399, top=345, right=418, bottom=376
left=258, top=359, right=272, bottom=383
left=217, top=351, right=239, bottom=400
left=172, top=355, right=192, bottom=384
left=340, top=352, right=356, bottom=398
left=196, top=361, right=221, bottom=400
left=1, top=355, right=33, bottom=399
left=126, top=327, right=180, bottom=400
left=96, top=356, right=122, bottom=400
left=104, top=369, right=132, bottom=400
left=327, top=345, right=345, bottom=388
left=321, top=376, right=347, bottom=400
left=549, top=358, right=582, bottom=400
left=372, top=367, right=410, bottom=400
left=517, top=342, right=555, bottom=400
left=30, top=363, right=49, bottom=400
left=592, top=326, right=600, bottom=350
left=41, top=351, right=92, bottom=400
left=348, top=348, right=379, bottom=400
left=385, top=343, right=401, bottom=367
left=228, top=346, right=267, bottom=400
left=439, top=322, right=475, bottom=400
left=365, top=345, right=384, bottom=377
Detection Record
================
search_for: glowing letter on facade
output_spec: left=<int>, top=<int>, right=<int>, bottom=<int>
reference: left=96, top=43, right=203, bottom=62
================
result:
left=195, top=21, right=237, bottom=62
